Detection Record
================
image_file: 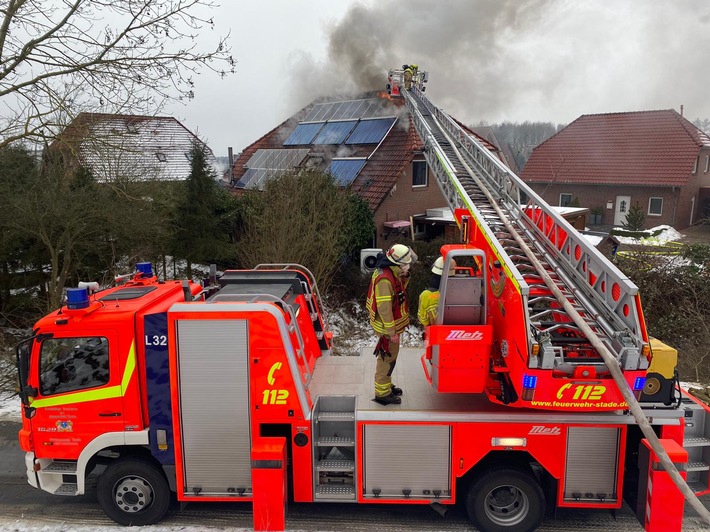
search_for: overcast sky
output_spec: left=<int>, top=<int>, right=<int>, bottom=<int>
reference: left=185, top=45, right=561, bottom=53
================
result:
left=165, top=0, right=710, bottom=157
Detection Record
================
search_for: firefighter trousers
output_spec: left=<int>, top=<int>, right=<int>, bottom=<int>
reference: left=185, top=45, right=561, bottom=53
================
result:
left=374, top=337, right=400, bottom=397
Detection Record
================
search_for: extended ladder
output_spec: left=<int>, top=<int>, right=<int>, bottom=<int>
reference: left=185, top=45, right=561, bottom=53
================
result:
left=403, top=88, right=648, bottom=374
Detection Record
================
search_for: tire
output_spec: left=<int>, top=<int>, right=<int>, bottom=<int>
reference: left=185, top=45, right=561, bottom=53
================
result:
left=96, top=458, right=171, bottom=526
left=466, top=467, right=544, bottom=532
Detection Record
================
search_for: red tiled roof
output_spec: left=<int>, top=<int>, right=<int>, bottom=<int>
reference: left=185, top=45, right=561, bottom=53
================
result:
left=226, top=93, right=498, bottom=210
left=521, top=110, right=710, bottom=187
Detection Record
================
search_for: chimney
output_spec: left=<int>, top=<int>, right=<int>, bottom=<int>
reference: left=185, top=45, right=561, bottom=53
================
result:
left=680, top=105, right=684, bottom=117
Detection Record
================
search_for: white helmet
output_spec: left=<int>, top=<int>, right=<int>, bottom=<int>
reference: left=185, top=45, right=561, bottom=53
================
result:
left=386, top=244, right=417, bottom=265
left=431, top=256, right=456, bottom=276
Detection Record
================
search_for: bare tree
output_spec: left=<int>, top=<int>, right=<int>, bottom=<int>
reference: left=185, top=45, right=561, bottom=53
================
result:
left=0, top=0, right=234, bottom=148
left=237, top=170, right=367, bottom=292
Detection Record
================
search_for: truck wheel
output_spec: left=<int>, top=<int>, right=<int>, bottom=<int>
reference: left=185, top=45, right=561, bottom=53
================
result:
left=466, top=468, right=544, bottom=532
left=97, top=458, right=171, bottom=526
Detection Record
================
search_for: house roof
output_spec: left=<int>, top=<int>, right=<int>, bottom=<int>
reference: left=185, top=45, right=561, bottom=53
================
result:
left=55, top=113, right=216, bottom=182
left=521, top=109, right=710, bottom=187
left=226, top=92, right=498, bottom=211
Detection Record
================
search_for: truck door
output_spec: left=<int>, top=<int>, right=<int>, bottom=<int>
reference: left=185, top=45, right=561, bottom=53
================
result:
left=29, top=330, right=125, bottom=459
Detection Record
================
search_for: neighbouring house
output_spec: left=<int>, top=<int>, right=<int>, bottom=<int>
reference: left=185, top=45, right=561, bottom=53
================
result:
left=521, top=110, right=710, bottom=230
left=52, top=113, right=217, bottom=182
left=224, top=91, right=504, bottom=248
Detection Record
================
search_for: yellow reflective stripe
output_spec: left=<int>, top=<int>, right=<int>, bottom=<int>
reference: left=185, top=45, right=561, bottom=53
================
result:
left=121, top=341, right=136, bottom=393
left=30, top=341, right=136, bottom=409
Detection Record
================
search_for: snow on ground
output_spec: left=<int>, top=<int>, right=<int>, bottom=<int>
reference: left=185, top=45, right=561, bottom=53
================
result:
left=614, top=224, right=684, bottom=245
left=0, top=393, right=20, bottom=420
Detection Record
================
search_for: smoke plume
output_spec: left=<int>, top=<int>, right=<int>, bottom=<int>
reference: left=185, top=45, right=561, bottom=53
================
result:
left=287, top=0, right=710, bottom=125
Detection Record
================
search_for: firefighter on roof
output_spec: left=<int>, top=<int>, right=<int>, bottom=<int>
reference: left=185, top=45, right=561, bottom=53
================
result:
left=418, top=256, right=456, bottom=327
left=366, top=243, right=417, bottom=405
left=403, top=64, right=414, bottom=91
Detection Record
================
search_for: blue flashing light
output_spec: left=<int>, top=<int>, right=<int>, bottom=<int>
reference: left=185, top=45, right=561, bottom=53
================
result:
left=633, top=377, right=646, bottom=391
left=136, top=262, right=153, bottom=277
left=66, top=287, right=89, bottom=310
left=523, top=374, right=538, bottom=389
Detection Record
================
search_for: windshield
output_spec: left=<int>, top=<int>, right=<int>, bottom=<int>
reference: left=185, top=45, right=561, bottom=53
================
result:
left=40, top=337, right=110, bottom=396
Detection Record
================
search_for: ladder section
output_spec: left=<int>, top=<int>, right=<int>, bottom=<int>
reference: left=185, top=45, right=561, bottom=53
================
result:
left=312, top=395, right=357, bottom=501
left=681, top=395, right=710, bottom=494
left=404, top=89, right=648, bottom=373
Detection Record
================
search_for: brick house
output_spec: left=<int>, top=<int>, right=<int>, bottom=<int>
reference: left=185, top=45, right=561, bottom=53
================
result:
left=521, top=110, right=710, bottom=229
left=53, top=113, right=217, bottom=182
left=224, top=92, right=503, bottom=248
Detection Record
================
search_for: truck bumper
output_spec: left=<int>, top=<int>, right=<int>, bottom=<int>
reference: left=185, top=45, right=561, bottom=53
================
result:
left=24, top=452, right=38, bottom=488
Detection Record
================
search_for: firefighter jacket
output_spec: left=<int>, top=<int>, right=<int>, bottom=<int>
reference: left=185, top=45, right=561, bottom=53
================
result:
left=367, top=265, right=410, bottom=337
left=418, top=288, right=439, bottom=327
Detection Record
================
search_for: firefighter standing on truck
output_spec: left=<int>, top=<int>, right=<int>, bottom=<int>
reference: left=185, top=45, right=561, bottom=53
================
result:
left=418, top=256, right=455, bottom=327
left=367, top=244, right=417, bottom=405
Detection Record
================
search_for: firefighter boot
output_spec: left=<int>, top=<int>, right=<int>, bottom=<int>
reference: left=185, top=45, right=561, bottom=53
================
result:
left=391, top=384, right=403, bottom=396
left=374, top=393, right=401, bottom=405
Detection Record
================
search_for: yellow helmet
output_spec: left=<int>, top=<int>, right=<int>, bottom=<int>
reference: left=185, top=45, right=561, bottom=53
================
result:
left=411, top=64, right=418, bottom=70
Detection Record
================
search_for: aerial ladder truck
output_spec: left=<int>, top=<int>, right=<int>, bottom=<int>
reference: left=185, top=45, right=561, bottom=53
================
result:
left=14, top=71, right=710, bottom=532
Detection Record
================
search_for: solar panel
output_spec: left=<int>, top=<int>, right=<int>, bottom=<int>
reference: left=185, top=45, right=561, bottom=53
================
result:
left=240, top=149, right=309, bottom=189
left=328, top=158, right=366, bottom=185
left=312, top=121, right=357, bottom=145
left=345, top=117, right=397, bottom=144
left=245, top=148, right=309, bottom=170
left=283, top=122, right=325, bottom=145
left=303, top=99, right=388, bottom=122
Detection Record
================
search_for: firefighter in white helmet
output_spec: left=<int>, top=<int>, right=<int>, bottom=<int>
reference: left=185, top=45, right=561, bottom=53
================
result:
left=366, top=243, right=417, bottom=405
left=418, top=256, right=456, bottom=328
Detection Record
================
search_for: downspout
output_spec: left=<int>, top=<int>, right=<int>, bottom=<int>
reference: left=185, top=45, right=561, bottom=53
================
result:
left=671, top=186, right=677, bottom=226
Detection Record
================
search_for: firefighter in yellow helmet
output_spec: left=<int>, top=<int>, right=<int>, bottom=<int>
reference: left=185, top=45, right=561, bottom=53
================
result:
left=403, top=64, right=414, bottom=91
left=418, top=256, right=456, bottom=327
left=366, top=243, right=417, bottom=405
left=410, top=64, right=419, bottom=86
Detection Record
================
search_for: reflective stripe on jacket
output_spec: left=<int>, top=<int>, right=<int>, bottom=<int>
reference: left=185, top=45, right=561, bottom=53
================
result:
left=367, top=266, right=409, bottom=336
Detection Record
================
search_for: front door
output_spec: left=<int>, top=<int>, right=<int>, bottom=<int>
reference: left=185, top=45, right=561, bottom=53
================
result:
left=29, top=330, right=124, bottom=459
left=614, top=196, right=631, bottom=226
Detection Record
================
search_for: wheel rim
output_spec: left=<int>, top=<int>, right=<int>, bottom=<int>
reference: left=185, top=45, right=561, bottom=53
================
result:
left=483, top=482, right=530, bottom=526
left=113, top=475, right=155, bottom=514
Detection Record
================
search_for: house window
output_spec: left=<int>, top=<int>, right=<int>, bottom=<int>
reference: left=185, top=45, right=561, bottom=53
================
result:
left=156, top=152, right=167, bottom=162
left=412, top=160, right=427, bottom=187
left=648, top=197, right=663, bottom=216
left=559, top=193, right=572, bottom=207
left=692, top=156, right=698, bottom=174
left=705, top=155, right=709, bottom=173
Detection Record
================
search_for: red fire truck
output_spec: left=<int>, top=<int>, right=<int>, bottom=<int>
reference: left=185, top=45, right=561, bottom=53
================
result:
left=15, top=74, right=710, bottom=532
